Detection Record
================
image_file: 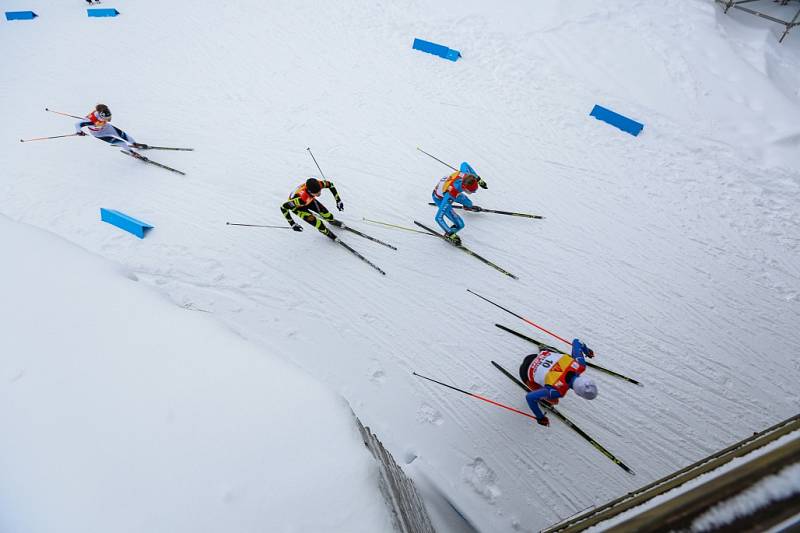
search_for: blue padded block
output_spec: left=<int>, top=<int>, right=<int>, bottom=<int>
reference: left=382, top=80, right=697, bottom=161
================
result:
left=412, top=38, right=461, bottom=62
left=590, top=104, right=644, bottom=136
left=6, top=11, right=38, bottom=20
left=100, top=208, right=153, bottom=239
left=88, top=8, right=120, bottom=17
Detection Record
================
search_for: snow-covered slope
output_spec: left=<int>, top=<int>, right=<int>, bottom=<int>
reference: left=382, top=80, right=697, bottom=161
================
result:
left=0, top=215, right=392, bottom=532
left=2, top=1, right=799, bottom=531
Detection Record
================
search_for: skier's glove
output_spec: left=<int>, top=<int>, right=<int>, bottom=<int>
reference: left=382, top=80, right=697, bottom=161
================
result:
left=336, top=200, right=344, bottom=212
left=580, top=342, right=594, bottom=358
left=478, top=178, right=488, bottom=189
left=291, top=224, right=303, bottom=232
left=76, top=131, right=87, bottom=136
left=470, top=206, right=483, bottom=212
left=537, top=416, right=550, bottom=427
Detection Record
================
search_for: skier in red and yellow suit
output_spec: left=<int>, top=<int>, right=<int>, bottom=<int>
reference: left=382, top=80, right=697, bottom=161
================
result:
left=518, top=339, right=597, bottom=426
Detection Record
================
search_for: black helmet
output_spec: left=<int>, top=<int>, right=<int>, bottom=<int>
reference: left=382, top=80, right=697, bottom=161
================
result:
left=96, top=104, right=111, bottom=120
left=305, top=177, right=321, bottom=194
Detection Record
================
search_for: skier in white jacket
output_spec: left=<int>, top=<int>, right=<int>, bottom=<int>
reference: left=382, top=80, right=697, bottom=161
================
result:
left=75, top=104, right=143, bottom=156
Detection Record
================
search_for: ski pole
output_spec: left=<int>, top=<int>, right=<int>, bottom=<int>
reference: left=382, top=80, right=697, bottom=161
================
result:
left=226, top=222, right=291, bottom=229
left=361, top=218, right=435, bottom=235
left=20, top=133, right=82, bottom=143
left=467, top=289, right=572, bottom=347
left=413, top=372, right=540, bottom=422
left=416, top=147, right=457, bottom=171
left=306, top=147, right=328, bottom=180
left=45, top=108, right=85, bottom=120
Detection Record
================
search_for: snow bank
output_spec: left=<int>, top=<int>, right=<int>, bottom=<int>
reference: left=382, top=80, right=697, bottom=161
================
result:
left=691, top=462, right=800, bottom=531
left=0, top=215, right=391, bottom=533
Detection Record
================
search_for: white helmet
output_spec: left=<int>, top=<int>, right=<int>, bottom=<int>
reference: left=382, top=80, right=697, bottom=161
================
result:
left=572, top=375, right=598, bottom=400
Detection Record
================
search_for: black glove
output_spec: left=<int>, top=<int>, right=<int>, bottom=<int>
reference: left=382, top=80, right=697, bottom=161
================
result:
left=478, top=177, right=488, bottom=189
left=537, top=416, right=550, bottom=427
left=76, top=131, right=87, bottom=136
left=580, top=342, right=594, bottom=358
left=291, top=224, right=303, bottom=232
left=469, top=206, right=483, bottom=212
left=336, top=200, right=344, bottom=212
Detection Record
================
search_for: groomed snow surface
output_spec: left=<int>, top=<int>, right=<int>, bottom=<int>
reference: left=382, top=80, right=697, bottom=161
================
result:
left=2, top=1, right=800, bottom=532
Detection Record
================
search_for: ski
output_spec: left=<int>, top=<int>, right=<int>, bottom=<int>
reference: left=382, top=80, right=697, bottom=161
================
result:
left=332, top=222, right=397, bottom=250
left=334, top=238, right=386, bottom=276
left=491, top=360, right=635, bottom=475
left=495, top=323, right=643, bottom=386
left=121, top=150, right=186, bottom=175
left=413, top=221, right=518, bottom=280
left=133, top=144, right=194, bottom=151
left=428, top=203, right=544, bottom=219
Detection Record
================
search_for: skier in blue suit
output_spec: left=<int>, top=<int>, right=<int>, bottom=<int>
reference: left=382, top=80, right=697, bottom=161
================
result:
left=430, top=162, right=487, bottom=246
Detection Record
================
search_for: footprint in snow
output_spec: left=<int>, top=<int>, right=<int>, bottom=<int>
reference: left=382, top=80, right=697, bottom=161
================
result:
left=417, top=403, right=444, bottom=426
left=462, top=457, right=501, bottom=504
left=370, top=368, right=386, bottom=384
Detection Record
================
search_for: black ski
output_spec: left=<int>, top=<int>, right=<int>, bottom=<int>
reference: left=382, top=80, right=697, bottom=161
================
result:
left=413, top=221, right=518, bottom=280
left=334, top=238, right=386, bottom=275
left=492, top=360, right=634, bottom=475
left=133, top=143, right=193, bottom=151
left=495, top=323, right=643, bottom=386
left=428, top=203, right=544, bottom=219
left=333, top=222, right=397, bottom=250
left=121, top=150, right=186, bottom=175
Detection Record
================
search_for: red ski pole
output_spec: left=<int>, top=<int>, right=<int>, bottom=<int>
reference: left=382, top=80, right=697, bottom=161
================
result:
left=467, top=289, right=572, bottom=347
left=413, top=372, right=539, bottom=422
left=45, top=108, right=85, bottom=120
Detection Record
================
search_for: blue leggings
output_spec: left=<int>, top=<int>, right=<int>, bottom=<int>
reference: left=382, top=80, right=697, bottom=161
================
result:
left=432, top=191, right=464, bottom=234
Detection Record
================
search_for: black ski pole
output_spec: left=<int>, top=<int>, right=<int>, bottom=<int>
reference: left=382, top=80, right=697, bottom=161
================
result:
left=226, top=222, right=291, bottom=229
left=416, top=147, right=457, bottom=171
left=306, top=147, right=328, bottom=180
left=20, top=133, right=81, bottom=143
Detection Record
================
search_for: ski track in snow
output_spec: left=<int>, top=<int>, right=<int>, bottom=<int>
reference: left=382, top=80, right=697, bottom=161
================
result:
left=2, top=1, right=800, bottom=531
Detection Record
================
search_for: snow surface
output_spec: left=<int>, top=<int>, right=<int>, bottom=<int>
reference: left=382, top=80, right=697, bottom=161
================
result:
left=0, top=215, right=392, bottom=532
left=2, top=0, right=800, bottom=532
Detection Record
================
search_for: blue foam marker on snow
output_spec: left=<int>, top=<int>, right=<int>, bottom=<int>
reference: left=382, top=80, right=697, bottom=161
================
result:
left=87, top=8, right=120, bottom=17
left=589, top=105, right=644, bottom=136
left=5, top=11, right=38, bottom=21
left=412, top=38, right=462, bottom=62
left=100, top=208, right=153, bottom=238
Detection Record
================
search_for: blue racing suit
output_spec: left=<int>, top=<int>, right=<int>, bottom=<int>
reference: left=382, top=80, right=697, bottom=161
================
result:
left=431, top=162, right=479, bottom=234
